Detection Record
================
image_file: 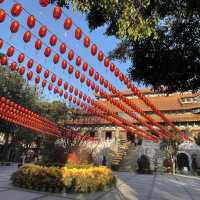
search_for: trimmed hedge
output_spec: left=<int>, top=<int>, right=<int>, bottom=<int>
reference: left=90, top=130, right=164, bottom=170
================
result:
left=11, top=164, right=116, bottom=193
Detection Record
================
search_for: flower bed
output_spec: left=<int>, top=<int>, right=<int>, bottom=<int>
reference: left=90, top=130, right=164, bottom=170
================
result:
left=11, top=164, right=116, bottom=193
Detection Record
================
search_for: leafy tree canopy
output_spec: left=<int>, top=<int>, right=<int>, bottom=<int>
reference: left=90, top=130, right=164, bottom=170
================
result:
left=53, top=0, right=200, bottom=92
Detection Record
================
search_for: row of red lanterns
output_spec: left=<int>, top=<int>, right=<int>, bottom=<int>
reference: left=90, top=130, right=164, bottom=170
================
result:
left=1, top=3, right=185, bottom=141
left=37, top=1, right=188, bottom=141
left=1, top=41, right=175, bottom=141
left=0, top=97, right=61, bottom=136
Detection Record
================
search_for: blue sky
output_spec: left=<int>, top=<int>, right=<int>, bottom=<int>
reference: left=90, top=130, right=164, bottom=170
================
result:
left=0, top=0, right=142, bottom=104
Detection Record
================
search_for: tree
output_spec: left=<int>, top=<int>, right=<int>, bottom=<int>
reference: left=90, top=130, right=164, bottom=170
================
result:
left=53, top=0, right=200, bottom=92
left=160, top=139, right=180, bottom=174
left=0, top=65, right=41, bottom=161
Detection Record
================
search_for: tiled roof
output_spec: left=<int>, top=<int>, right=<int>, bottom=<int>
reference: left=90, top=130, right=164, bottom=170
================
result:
left=64, top=113, right=200, bottom=126
left=64, top=88, right=200, bottom=126
left=97, top=91, right=200, bottom=112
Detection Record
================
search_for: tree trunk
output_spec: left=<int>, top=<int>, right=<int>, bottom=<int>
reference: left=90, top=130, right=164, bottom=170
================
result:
left=172, top=157, right=176, bottom=175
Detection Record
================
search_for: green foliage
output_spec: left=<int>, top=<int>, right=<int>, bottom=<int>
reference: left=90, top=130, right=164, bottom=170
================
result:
left=52, top=0, right=200, bottom=92
left=52, top=0, right=159, bottom=41
left=11, top=164, right=116, bottom=193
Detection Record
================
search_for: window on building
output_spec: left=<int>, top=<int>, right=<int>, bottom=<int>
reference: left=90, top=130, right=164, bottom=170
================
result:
left=105, top=131, right=112, bottom=140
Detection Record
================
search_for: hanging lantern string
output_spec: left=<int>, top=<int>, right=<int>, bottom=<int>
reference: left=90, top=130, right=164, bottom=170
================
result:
left=1, top=10, right=175, bottom=141
left=0, top=95, right=97, bottom=142
left=2, top=48, right=158, bottom=142
left=34, top=0, right=187, bottom=139
left=2, top=3, right=187, bottom=141
left=1, top=38, right=178, bottom=141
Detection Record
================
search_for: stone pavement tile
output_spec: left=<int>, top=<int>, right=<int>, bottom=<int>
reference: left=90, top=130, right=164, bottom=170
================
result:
left=0, top=189, right=43, bottom=200
left=0, top=181, right=11, bottom=188
left=39, top=196, right=72, bottom=200
left=151, top=175, right=191, bottom=200
left=57, top=191, right=107, bottom=200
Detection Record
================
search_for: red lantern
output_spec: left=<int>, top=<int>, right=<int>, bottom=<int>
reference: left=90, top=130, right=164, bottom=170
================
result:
left=27, top=15, right=35, bottom=28
left=98, top=51, right=104, bottom=61
left=36, top=64, right=42, bottom=74
left=69, top=85, right=74, bottom=93
left=58, top=79, right=62, bottom=86
left=84, top=36, right=90, bottom=48
left=76, top=56, right=81, bottom=66
left=79, top=91, right=83, bottom=99
left=0, top=39, right=3, bottom=48
left=80, top=74, right=85, bottom=83
left=42, top=80, right=47, bottom=88
left=53, top=6, right=62, bottom=19
left=39, top=0, right=50, bottom=7
left=39, top=25, right=47, bottom=37
left=10, top=20, right=20, bottom=33
left=59, top=90, right=63, bottom=97
left=110, top=63, right=115, bottom=72
left=64, top=18, right=72, bottom=30
left=87, top=97, right=91, bottom=103
left=114, top=68, right=120, bottom=77
left=27, top=71, right=33, bottom=80
left=44, top=47, right=51, bottom=57
left=18, top=53, right=25, bottom=63
left=82, top=62, right=88, bottom=71
left=11, top=3, right=22, bottom=17
left=64, top=92, right=68, bottom=99
left=104, top=58, right=110, bottom=67
left=23, top=31, right=31, bottom=43
left=0, top=9, right=6, bottom=23
left=69, top=95, right=72, bottom=102
left=51, top=74, right=56, bottom=82
left=95, top=85, right=99, bottom=93
left=60, top=43, right=66, bottom=54
left=35, top=39, right=42, bottom=50
left=10, top=61, right=17, bottom=71
left=68, top=65, right=74, bottom=74
left=75, top=27, right=82, bottom=40
left=35, top=76, right=40, bottom=84
left=7, top=46, right=15, bottom=57
left=53, top=54, right=60, bottom=64
left=99, top=76, right=104, bottom=85
left=86, top=79, right=91, bottom=87
left=104, top=80, right=108, bottom=88
left=50, top=34, right=57, bottom=46
left=91, top=44, right=97, bottom=56
left=89, top=67, right=94, bottom=77
left=27, top=59, right=34, bottom=69
left=124, top=77, right=128, bottom=85
left=74, top=88, right=78, bottom=96
left=91, top=81, right=95, bottom=90
left=54, top=86, right=59, bottom=94
left=61, top=60, right=67, bottom=70
left=19, top=66, right=25, bottom=76
left=94, top=72, right=99, bottom=81
left=83, top=94, right=87, bottom=101
left=48, top=83, right=53, bottom=91
left=68, top=50, right=74, bottom=61
left=119, top=72, right=124, bottom=81
left=75, top=70, right=80, bottom=79
left=44, top=70, right=49, bottom=79
left=64, top=82, right=68, bottom=90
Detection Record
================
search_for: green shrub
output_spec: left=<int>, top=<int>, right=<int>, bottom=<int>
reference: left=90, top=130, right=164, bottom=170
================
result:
left=11, top=164, right=116, bottom=193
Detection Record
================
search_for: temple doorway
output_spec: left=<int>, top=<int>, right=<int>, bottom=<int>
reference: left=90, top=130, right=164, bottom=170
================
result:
left=127, top=132, right=135, bottom=143
left=177, top=152, right=190, bottom=171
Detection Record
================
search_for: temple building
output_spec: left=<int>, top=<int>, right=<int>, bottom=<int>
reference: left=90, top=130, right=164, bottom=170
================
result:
left=64, top=88, right=200, bottom=171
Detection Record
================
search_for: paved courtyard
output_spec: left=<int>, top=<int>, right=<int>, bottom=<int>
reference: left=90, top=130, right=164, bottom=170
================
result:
left=0, top=165, right=200, bottom=200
